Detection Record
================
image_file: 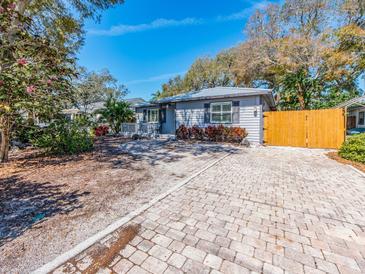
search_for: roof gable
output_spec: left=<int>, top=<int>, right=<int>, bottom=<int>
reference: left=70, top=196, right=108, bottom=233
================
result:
left=334, top=96, right=365, bottom=108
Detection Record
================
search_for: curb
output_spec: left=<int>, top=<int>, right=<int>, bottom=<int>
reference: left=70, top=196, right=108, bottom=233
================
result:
left=32, top=153, right=231, bottom=274
left=347, top=164, right=365, bottom=177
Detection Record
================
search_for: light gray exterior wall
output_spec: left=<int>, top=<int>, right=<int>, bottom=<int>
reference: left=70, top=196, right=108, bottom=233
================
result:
left=175, top=95, right=264, bottom=143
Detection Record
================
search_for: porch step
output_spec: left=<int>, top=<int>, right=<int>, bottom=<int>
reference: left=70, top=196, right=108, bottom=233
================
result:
left=158, top=134, right=176, bottom=141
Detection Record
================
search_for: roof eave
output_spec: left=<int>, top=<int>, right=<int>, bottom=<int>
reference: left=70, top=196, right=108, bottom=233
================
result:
left=154, top=91, right=273, bottom=104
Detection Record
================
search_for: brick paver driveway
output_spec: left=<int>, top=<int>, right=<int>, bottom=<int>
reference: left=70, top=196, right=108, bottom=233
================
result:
left=52, top=147, right=365, bottom=274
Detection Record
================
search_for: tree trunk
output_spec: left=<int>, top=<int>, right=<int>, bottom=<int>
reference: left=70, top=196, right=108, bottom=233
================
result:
left=0, top=126, right=10, bottom=163
left=297, top=83, right=306, bottom=110
left=298, top=95, right=306, bottom=110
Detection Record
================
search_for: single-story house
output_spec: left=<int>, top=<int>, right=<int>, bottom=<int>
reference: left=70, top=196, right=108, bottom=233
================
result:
left=335, top=95, right=365, bottom=134
left=134, top=87, right=275, bottom=143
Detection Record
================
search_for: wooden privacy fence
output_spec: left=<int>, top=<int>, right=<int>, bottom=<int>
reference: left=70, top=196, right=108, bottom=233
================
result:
left=264, top=109, right=346, bottom=149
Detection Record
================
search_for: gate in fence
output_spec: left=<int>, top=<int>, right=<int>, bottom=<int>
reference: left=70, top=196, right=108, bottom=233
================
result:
left=264, top=109, right=346, bottom=149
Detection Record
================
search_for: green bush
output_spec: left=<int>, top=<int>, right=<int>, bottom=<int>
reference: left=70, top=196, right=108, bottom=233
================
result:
left=12, top=120, right=46, bottom=144
left=339, top=133, right=365, bottom=163
left=33, top=117, right=94, bottom=155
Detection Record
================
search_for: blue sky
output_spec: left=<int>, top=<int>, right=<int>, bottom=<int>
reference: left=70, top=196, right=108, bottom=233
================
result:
left=78, top=0, right=274, bottom=100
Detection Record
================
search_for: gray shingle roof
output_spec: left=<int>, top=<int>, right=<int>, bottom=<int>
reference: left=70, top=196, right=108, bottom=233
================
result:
left=153, top=87, right=275, bottom=107
left=334, top=96, right=365, bottom=109
left=125, top=98, right=146, bottom=106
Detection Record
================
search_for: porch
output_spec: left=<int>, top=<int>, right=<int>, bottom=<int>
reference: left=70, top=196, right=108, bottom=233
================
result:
left=120, top=122, right=161, bottom=137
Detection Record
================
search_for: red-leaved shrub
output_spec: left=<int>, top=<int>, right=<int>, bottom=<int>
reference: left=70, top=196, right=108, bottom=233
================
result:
left=190, top=125, right=205, bottom=140
left=176, top=124, right=190, bottom=140
left=176, top=125, right=247, bottom=143
left=94, top=125, right=109, bottom=137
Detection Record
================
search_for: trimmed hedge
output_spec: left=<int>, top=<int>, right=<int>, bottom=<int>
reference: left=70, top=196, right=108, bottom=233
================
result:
left=176, top=124, right=248, bottom=143
left=339, top=133, right=365, bottom=163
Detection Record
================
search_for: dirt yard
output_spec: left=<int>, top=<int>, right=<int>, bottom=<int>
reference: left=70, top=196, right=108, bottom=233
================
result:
left=0, top=137, right=237, bottom=273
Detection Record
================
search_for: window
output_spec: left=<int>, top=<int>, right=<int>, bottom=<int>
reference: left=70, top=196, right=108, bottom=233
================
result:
left=210, top=102, right=232, bottom=123
left=359, top=111, right=365, bottom=125
left=148, top=109, right=159, bottom=123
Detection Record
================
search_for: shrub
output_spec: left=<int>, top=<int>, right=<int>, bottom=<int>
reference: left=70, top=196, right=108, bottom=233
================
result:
left=205, top=125, right=225, bottom=141
left=176, top=125, right=190, bottom=140
left=12, top=119, right=46, bottom=145
left=225, top=127, right=248, bottom=143
left=190, top=125, right=205, bottom=140
left=339, top=133, right=365, bottom=163
left=94, top=125, right=109, bottom=137
left=204, top=125, right=216, bottom=141
left=176, top=125, right=248, bottom=144
left=32, top=117, right=94, bottom=155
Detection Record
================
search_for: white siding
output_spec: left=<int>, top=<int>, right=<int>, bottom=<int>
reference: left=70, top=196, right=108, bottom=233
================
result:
left=176, top=101, right=205, bottom=127
left=176, top=96, right=264, bottom=143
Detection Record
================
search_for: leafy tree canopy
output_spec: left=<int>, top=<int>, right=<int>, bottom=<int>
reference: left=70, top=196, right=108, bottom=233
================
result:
left=153, top=51, right=236, bottom=99
left=156, top=0, right=365, bottom=111
left=97, top=97, right=134, bottom=134
left=73, top=68, right=128, bottom=113
left=0, top=0, right=124, bottom=162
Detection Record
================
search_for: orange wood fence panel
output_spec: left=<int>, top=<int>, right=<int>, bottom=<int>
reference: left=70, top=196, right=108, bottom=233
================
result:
left=264, top=109, right=345, bottom=149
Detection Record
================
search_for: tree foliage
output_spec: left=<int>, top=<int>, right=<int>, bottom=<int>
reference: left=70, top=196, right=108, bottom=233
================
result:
left=0, top=0, right=124, bottom=162
left=153, top=51, right=236, bottom=99
left=233, top=0, right=365, bottom=110
left=156, top=0, right=365, bottom=111
left=74, top=68, right=128, bottom=113
left=97, top=98, right=134, bottom=134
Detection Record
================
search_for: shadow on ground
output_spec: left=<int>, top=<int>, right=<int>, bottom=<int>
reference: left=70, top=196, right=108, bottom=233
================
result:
left=118, top=139, right=241, bottom=166
left=7, top=137, right=241, bottom=171
left=0, top=175, right=90, bottom=246
left=0, top=137, right=240, bottom=244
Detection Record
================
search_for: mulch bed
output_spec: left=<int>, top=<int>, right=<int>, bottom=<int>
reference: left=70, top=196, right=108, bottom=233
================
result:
left=327, top=152, right=365, bottom=173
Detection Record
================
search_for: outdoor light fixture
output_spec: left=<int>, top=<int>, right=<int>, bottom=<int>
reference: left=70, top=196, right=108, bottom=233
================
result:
left=254, top=106, right=258, bottom=117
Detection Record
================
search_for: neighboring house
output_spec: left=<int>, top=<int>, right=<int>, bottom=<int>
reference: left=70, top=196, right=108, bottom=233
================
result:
left=335, top=95, right=365, bottom=134
left=62, top=98, right=146, bottom=120
left=134, top=87, right=275, bottom=143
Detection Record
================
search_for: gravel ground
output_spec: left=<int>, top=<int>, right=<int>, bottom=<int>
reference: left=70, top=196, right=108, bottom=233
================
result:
left=0, top=137, right=237, bottom=273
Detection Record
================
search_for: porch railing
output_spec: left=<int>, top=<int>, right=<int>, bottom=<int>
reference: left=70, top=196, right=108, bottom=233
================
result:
left=121, top=122, right=160, bottom=137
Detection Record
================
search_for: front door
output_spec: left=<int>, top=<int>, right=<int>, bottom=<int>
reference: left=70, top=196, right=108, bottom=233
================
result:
left=161, top=108, right=176, bottom=134
left=347, top=116, right=356, bottom=129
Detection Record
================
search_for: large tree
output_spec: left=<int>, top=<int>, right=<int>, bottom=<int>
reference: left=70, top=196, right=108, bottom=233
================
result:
left=156, top=0, right=365, bottom=110
left=154, top=51, right=236, bottom=99
left=0, top=0, right=124, bottom=162
left=74, top=68, right=128, bottom=113
left=233, top=0, right=365, bottom=110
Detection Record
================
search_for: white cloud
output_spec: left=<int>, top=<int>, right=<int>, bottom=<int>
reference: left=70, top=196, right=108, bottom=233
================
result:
left=126, top=71, right=186, bottom=85
left=217, top=1, right=275, bottom=21
left=88, top=1, right=276, bottom=37
left=88, top=18, right=202, bottom=36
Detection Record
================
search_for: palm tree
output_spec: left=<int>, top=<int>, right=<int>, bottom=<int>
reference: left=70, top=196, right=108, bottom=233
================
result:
left=98, top=97, right=134, bottom=134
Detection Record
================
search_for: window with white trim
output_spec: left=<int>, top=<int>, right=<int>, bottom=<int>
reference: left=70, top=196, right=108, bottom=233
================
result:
left=210, top=102, right=232, bottom=123
left=359, top=111, right=365, bottom=125
left=148, top=109, right=159, bottom=123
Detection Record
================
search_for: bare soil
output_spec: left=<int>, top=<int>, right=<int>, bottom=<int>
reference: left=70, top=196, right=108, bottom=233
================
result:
left=327, top=151, right=365, bottom=173
left=0, top=137, right=235, bottom=273
left=82, top=224, right=140, bottom=274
